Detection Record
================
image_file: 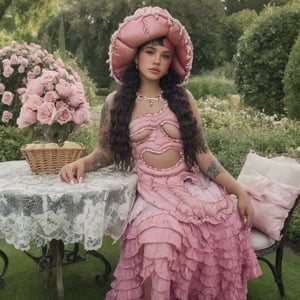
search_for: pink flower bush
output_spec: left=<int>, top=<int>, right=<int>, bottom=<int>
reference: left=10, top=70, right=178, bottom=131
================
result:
left=0, top=42, right=54, bottom=126
left=0, top=41, right=90, bottom=144
left=17, top=63, right=90, bottom=129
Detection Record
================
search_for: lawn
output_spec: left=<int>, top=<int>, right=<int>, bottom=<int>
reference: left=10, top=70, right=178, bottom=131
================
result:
left=0, top=237, right=299, bottom=299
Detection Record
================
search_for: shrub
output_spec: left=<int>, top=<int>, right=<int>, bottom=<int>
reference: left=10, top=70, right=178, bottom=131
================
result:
left=283, top=32, right=300, bottom=120
left=0, top=126, right=33, bottom=161
left=222, top=9, right=258, bottom=62
left=234, top=3, right=300, bottom=115
left=198, top=95, right=300, bottom=242
left=198, top=95, right=300, bottom=176
left=186, top=75, right=237, bottom=100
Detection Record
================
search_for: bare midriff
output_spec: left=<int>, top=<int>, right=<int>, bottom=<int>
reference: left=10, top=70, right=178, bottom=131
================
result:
left=142, top=149, right=181, bottom=169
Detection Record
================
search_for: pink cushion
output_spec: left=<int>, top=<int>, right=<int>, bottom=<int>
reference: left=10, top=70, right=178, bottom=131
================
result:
left=238, top=174, right=300, bottom=240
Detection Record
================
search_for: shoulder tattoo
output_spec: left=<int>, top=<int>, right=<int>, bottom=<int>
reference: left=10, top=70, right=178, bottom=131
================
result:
left=198, top=122, right=209, bottom=151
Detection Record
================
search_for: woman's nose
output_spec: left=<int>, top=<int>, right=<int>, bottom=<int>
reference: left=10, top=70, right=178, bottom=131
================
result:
left=153, top=54, right=160, bottom=64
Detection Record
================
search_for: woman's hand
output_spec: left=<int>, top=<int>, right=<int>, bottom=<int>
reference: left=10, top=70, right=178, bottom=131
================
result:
left=59, top=159, right=86, bottom=184
left=237, top=193, right=254, bottom=229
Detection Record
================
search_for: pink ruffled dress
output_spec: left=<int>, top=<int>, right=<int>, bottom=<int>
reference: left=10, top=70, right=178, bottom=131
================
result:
left=105, top=103, right=262, bottom=300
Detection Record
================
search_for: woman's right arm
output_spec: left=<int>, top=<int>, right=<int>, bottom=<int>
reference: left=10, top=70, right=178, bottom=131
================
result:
left=59, top=92, right=115, bottom=184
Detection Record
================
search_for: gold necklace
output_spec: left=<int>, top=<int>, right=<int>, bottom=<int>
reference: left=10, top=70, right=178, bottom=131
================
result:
left=136, top=91, right=164, bottom=107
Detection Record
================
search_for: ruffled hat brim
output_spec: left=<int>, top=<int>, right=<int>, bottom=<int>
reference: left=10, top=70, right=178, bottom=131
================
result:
left=108, top=6, right=193, bottom=85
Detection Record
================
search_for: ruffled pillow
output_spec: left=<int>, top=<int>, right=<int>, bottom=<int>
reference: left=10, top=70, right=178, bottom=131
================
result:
left=237, top=152, right=300, bottom=241
left=238, top=174, right=299, bottom=240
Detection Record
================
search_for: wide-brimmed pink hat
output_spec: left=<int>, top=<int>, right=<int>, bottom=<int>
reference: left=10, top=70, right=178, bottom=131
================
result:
left=108, top=6, right=193, bottom=85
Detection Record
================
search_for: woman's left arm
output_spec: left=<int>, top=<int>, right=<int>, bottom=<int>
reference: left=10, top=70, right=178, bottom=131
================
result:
left=186, top=90, right=254, bottom=228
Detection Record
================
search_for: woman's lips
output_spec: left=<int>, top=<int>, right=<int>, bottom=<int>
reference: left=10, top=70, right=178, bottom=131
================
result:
left=149, top=68, right=160, bottom=74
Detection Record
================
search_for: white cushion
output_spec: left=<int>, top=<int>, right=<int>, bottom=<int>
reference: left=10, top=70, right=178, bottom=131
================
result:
left=251, top=228, right=276, bottom=251
left=238, top=152, right=300, bottom=241
left=238, top=152, right=300, bottom=187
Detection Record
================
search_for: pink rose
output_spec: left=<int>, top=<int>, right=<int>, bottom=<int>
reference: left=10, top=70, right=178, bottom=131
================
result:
left=17, top=87, right=26, bottom=96
left=44, top=91, right=58, bottom=102
left=56, top=106, right=73, bottom=125
left=17, top=65, right=25, bottom=73
left=43, top=54, right=56, bottom=64
left=32, top=65, right=41, bottom=76
left=0, top=83, right=5, bottom=95
left=1, top=91, right=14, bottom=105
left=37, top=102, right=56, bottom=125
left=3, top=65, right=14, bottom=78
left=1, top=111, right=13, bottom=123
left=22, top=94, right=42, bottom=110
left=27, top=72, right=37, bottom=81
left=45, top=82, right=55, bottom=91
left=55, top=100, right=66, bottom=110
left=53, top=58, right=65, bottom=69
left=72, top=105, right=90, bottom=125
left=40, top=70, right=57, bottom=85
left=2, top=58, right=10, bottom=67
left=69, top=82, right=85, bottom=107
left=17, top=56, right=29, bottom=67
left=17, top=105, right=37, bottom=128
left=10, top=53, right=18, bottom=65
left=31, top=53, right=42, bottom=64
left=26, top=77, right=44, bottom=95
left=56, top=79, right=73, bottom=98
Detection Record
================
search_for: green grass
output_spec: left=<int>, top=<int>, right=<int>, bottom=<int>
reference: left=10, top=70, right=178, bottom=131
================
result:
left=0, top=237, right=120, bottom=300
left=0, top=238, right=299, bottom=299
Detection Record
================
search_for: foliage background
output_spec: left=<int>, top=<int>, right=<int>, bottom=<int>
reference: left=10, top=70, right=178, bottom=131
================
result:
left=0, top=1, right=300, bottom=298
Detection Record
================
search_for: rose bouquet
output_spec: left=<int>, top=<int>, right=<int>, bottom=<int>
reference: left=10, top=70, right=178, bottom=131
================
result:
left=0, top=41, right=90, bottom=144
left=17, top=59, right=90, bottom=144
left=0, top=41, right=54, bottom=126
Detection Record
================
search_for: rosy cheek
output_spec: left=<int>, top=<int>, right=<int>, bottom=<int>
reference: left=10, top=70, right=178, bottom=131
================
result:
left=139, top=55, right=149, bottom=65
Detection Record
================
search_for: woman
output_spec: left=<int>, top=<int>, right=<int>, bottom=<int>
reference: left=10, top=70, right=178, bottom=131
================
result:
left=60, top=6, right=262, bottom=300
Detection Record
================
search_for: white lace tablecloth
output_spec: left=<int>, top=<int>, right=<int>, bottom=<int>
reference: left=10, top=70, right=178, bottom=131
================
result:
left=0, top=161, right=138, bottom=251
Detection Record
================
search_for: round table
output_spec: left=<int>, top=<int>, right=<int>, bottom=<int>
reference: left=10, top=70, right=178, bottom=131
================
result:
left=0, top=160, right=138, bottom=299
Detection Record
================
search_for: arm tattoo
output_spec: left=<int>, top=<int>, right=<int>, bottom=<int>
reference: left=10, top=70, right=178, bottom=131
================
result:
left=207, top=160, right=223, bottom=179
left=100, top=101, right=109, bottom=126
left=98, top=102, right=111, bottom=148
left=99, top=131, right=110, bottom=148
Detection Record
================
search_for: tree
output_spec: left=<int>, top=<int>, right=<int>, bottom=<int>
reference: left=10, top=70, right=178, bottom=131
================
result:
left=38, top=0, right=227, bottom=87
left=223, top=0, right=290, bottom=15
left=0, top=0, right=12, bottom=21
left=39, top=0, right=132, bottom=87
left=0, top=0, right=59, bottom=40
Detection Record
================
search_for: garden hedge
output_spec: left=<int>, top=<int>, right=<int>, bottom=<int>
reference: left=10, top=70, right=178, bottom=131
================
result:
left=283, top=32, right=300, bottom=120
left=234, top=3, right=300, bottom=115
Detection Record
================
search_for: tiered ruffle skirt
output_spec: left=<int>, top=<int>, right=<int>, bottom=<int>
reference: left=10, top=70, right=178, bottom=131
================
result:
left=105, top=170, right=262, bottom=300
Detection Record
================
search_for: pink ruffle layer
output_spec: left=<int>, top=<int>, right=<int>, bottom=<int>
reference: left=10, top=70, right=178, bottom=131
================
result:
left=105, top=209, right=262, bottom=300
left=106, top=103, right=262, bottom=299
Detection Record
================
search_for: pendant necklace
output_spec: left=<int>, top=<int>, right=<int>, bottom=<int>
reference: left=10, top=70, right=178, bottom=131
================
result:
left=136, top=91, right=164, bottom=107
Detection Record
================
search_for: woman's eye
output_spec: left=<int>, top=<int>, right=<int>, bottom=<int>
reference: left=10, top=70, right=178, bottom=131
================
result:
left=162, top=54, right=171, bottom=59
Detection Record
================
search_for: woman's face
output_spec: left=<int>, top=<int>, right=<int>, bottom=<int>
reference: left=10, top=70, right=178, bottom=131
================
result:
left=135, top=41, right=173, bottom=82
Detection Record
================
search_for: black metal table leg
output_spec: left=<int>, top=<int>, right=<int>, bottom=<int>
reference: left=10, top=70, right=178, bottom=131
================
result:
left=23, top=242, right=112, bottom=297
left=0, top=249, right=9, bottom=288
left=87, top=250, right=112, bottom=284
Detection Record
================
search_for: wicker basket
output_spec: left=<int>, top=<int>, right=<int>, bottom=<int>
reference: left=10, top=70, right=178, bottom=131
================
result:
left=21, top=141, right=86, bottom=174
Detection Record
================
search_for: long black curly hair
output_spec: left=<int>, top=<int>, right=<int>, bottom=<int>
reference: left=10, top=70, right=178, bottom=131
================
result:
left=109, top=40, right=208, bottom=171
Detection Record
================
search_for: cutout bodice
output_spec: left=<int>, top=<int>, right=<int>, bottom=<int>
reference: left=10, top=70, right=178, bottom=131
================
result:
left=130, top=103, right=185, bottom=175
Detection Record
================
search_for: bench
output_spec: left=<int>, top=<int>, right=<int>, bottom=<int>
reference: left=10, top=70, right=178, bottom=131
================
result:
left=237, top=152, right=300, bottom=297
